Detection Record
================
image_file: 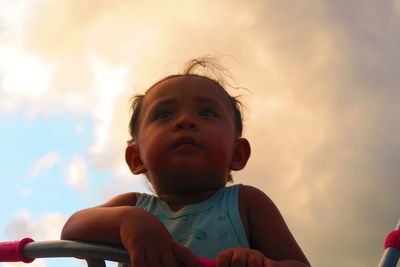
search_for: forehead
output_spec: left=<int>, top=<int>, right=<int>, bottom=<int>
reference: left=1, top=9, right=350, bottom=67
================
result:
left=142, top=76, right=233, bottom=111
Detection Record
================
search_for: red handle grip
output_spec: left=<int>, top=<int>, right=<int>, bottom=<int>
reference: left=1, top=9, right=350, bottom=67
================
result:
left=0, top=238, right=35, bottom=263
left=198, top=257, right=216, bottom=267
left=178, top=257, right=215, bottom=267
left=385, top=230, right=400, bottom=250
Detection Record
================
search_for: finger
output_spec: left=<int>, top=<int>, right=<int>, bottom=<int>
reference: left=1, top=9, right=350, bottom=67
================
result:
left=230, top=249, right=246, bottom=267
left=161, top=249, right=178, bottom=267
left=216, top=250, right=233, bottom=267
left=130, top=249, right=145, bottom=267
left=247, top=252, right=264, bottom=267
left=263, top=257, right=273, bottom=267
left=173, top=243, right=202, bottom=267
left=145, top=249, right=163, bottom=267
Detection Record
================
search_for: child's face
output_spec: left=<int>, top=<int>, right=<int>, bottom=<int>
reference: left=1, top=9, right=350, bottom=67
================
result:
left=132, top=76, right=243, bottom=194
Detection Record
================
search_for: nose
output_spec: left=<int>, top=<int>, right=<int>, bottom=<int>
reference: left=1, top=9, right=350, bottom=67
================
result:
left=173, top=114, right=197, bottom=130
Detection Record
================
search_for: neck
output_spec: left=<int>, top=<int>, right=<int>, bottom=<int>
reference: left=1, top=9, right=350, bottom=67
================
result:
left=157, top=189, right=220, bottom=211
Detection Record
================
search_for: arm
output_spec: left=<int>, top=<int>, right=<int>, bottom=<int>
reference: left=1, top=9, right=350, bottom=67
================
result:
left=217, top=185, right=310, bottom=267
left=61, top=193, right=201, bottom=267
left=61, top=193, right=139, bottom=243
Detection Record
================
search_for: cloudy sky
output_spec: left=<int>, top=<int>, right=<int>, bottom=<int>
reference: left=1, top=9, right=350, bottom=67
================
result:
left=1, top=0, right=400, bottom=266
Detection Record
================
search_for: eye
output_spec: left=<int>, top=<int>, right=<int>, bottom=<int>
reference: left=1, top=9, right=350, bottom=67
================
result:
left=199, top=109, right=217, bottom=117
left=154, top=110, right=173, bottom=120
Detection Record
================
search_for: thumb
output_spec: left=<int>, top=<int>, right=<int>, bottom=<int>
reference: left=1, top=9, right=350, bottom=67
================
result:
left=173, top=243, right=202, bottom=267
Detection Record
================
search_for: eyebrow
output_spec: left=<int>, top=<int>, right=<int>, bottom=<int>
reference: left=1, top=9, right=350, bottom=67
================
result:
left=151, top=99, right=176, bottom=107
left=151, top=96, right=223, bottom=109
left=194, top=96, right=222, bottom=106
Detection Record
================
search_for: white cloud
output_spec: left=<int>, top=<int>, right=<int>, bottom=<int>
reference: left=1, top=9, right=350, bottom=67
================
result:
left=5, top=210, right=66, bottom=241
left=66, top=154, right=89, bottom=191
left=2, top=211, right=94, bottom=267
left=20, top=188, right=32, bottom=197
left=2, top=211, right=68, bottom=267
left=88, top=56, right=130, bottom=167
left=1, top=259, right=47, bottom=267
left=75, top=124, right=84, bottom=134
left=100, top=174, right=150, bottom=202
left=28, top=152, right=60, bottom=179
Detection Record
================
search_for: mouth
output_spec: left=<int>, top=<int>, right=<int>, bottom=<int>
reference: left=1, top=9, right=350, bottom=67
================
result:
left=172, top=136, right=200, bottom=149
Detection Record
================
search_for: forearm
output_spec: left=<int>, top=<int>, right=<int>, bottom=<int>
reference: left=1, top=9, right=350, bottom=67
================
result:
left=266, top=259, right=310, bottom=267
left=61, top=205, right=201, bottom=267
left=61, top=206, right=149, bottom=244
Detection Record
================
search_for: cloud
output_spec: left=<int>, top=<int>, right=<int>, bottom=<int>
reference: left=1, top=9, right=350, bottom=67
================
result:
left=28, top=152, right=60, bottom=179
left=5, top=210, right=66, bottom=241
left=20, top=188, right=32, bottom=197
left=75, top=124, right=84, bottom=134
left=231, top=1, right=400, bottom=266
left=1, top=259, right=47, bottom=267
left=100, top=174, right=151, bottom=202
left=2, top=211, right=67, bottom=267
left=66, top=154, right=89, bottom=191
left=1, top=0, right=400, bottom=266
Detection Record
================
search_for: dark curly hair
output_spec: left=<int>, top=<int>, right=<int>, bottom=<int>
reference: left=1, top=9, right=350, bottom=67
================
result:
left=127, top=58, right=245, bottom=182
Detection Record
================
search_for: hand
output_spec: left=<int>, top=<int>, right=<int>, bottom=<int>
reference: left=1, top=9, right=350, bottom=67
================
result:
left=217, top=247, right=267, bottom=267
left=120, top=208, right=201, bottom=267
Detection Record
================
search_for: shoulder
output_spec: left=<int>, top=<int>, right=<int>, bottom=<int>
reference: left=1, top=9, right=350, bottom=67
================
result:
left=238, top=185, right=309, bottom=263
left=98, top=192, right=142, bottom=207
left=238, top=185, right=284, bottom=237
left=238, top=184, right=280, bottom=228
left=238, top=184, right=274, bottom=208
left=237, top=185, right=275, bottom=240
left=238, top=184, right=283, bottom=229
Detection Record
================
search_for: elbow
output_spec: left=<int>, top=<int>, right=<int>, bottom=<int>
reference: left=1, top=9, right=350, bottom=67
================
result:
left=60, top=228, right=70, bottom=240
left=60, top=218, right=73, bottom=240
left=60, top=212, right=81, bottom=240
left=60, top=222, right=72, bottom=240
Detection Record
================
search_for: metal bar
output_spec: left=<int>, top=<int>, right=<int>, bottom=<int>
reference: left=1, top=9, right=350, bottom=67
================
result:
left=378, top=248, right=399, bottom=267
left=22, top=240, right=130, bottom=263
left=2, top=239, right=216, bottom=266
left=378, top=219, right=400, bottom=267
left=86, top=259, right=107, bottom=267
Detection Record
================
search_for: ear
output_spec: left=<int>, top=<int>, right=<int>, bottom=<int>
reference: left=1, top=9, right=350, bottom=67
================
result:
left=229, top=138, right=251, bottom=171
left=125, top=144, right=147, bottom=174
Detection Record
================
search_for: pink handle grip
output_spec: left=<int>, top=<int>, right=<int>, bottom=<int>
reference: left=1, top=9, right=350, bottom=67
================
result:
left=178, top=257, right=215, bottom=267
left=198, top=257, right=216, bottom=267
left=0, top=238, right=35, bottom=263
left=385, top=230, right=400, bottom=250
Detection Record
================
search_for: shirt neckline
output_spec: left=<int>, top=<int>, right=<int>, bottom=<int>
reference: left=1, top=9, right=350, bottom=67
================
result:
left=157, top=186, right=229, bottom=218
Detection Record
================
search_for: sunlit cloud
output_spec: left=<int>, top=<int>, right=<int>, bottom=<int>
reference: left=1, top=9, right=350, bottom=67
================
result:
left=66, top=154, right=88, bottom=191
left=28, top=152, right=60, bottom=179
left=88, top=56, right=130, bottom=170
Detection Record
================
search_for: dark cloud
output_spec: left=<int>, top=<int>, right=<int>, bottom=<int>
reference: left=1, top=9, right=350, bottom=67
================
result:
left=234, top=1, right=400, bottom=266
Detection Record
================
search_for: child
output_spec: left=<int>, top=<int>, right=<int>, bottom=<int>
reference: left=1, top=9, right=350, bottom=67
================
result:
left=61, top=59, right=310, bottom=267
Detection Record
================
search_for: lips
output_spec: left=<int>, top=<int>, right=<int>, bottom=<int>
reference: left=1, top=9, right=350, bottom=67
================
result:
left=172, top=136, right=200, bottom=149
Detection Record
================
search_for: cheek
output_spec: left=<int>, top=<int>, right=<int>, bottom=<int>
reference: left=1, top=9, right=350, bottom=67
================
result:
left=135, top=136, right=150, bottom=163
left=208, top=136, right=235, bottom=160
left=137, top=136, right=164, bottom=164
left=212, top=128, right=236, bottom=147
